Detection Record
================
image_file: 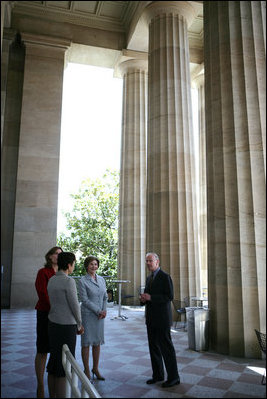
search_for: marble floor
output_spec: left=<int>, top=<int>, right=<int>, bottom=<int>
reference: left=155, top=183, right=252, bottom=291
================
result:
left=1, top=307, right=266, bottom=398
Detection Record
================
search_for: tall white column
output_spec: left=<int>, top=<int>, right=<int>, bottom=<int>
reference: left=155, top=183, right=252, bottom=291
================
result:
left=117, top=58, right=148, bottom=303
left=10, top=34, right=70, bottom=307
left=192, top=68, right=207, bottom=295
left=205, top=1, right=266, bottom=357
left=143, top=1, right=201, bottom=299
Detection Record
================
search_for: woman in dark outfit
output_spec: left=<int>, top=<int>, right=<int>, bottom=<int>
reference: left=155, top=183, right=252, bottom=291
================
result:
left=34, top=246, right=62, bottom=398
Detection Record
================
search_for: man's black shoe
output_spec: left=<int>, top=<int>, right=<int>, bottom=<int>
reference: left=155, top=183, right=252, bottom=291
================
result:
left=146, top=378, right=164, bottom=384
left=161, top=378, right=180, bottom=388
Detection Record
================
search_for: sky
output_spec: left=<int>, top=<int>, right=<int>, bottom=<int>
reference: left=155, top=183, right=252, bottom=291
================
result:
left=57, top=63, right=199, bottom=234
left=57, top=63, right=123, bottom=233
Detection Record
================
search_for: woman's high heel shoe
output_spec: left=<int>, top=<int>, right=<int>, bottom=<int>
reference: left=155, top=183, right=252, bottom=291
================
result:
left=91, top=368, right=105, bottom=381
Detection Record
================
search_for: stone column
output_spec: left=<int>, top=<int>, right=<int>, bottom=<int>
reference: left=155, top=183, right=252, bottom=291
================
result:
left=1, top=1, right=13, bottom=147
left=204, top=1, right=266, bottom=357
left=192, top=67, right=207, bottom=295
left=117, top=57, right=148, bottom=304
left=1, top=1, right=5, bottom=53
left=1, top=31, right=25, bottom=308
left=143, top=1, right=201, bottom=299
left=10, top=34, right=70, bottom=307
left=1, top=1, right=12, bottom=54
left=1, top=28, right=14, bottom=148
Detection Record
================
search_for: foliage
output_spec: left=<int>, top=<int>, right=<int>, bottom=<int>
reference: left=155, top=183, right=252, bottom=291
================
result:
left=57, top=169, right=119, bottom=281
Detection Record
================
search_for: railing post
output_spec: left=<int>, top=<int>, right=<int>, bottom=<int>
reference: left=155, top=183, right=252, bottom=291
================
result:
left=65, top=360, right=71, bottom=398
left=62, top=344, right=101, bottom=398
left=72, top=372, right=78, bottom=396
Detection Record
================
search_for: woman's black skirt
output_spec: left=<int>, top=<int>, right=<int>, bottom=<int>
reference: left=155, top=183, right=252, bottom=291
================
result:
left=36, top=310, right=50, bottom=353
left=47, top=320, right=77, bottom=377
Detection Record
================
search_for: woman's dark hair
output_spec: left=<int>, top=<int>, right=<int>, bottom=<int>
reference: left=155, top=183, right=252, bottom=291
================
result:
left=57, top=252, right=76, bottom=271
left=44, top=246, right=63, bottom=268
left=84, top=256, right=100, bottom=272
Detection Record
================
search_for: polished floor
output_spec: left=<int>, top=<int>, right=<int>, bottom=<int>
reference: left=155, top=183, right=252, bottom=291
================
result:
left=1, top=307, right=266, bottom=398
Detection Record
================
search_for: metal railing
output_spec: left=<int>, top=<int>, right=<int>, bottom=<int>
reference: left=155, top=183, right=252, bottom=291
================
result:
left=62, top=344, right=101, bottom=398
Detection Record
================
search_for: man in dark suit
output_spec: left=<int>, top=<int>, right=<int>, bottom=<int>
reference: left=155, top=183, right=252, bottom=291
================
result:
left=140, top=252, right=180, bottom=388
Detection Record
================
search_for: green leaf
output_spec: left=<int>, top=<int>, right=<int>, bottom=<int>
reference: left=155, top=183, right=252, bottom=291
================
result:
left=57, top=168, right=119, bottom=277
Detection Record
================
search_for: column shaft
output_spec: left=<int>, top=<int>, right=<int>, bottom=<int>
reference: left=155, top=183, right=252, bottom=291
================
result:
left=118, top=60, right=148, bottom=303
left=205, top=1, right=266, bottom=357
left=193, top=70, right=207, bottom=295
left=1, top=32, right=25, bottom=308
left=10, top=35, right=69, bottom=307
left=146, top=7, right=201, bottom=299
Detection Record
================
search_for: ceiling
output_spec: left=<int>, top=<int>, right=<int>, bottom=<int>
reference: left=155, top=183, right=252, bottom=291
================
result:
left=12, top=1, right=139, bottom=32
left=10, top=1, right=203, bottom=70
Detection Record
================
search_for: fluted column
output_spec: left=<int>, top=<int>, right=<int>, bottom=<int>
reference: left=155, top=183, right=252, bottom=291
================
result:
left=205, top=1, right=266, bottom=357
left=1, top=1, right=13, bottom=147
left=117, top=57, right=148, bottom=303
left=1, top=28, right=14, bottom=148
left=1, top=1, right=12, bottom=54
left=1, top=31, right=25, bottom=308
left=1, top=1, right=5, bottom=53
left=143, top=1, right=201, bottom=299
left=192, top=68, right=207, bottom=295
left=9, top=34, right=70, bottom=307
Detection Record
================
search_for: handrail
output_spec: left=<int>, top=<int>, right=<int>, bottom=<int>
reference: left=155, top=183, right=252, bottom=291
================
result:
left=62, top=344, right=101, bottom=398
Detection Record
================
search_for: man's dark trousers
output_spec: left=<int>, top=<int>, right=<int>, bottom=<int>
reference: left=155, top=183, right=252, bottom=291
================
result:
left=147, top=325, right=179, bottom=381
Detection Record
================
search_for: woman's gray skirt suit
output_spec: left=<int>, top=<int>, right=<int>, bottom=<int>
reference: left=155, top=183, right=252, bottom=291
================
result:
left=78, top=274, right=107, bottom=346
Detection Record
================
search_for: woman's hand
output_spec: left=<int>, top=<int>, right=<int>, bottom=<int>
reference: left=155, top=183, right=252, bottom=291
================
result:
left=98, top=310, right=107, bottom=319
left=77, top=325, right=84, bottom=335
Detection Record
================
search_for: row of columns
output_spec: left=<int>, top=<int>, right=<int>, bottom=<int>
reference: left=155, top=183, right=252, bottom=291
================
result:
left=117, top=1, right=265, bottom=358
left=1, top=1, right=265, bottom=358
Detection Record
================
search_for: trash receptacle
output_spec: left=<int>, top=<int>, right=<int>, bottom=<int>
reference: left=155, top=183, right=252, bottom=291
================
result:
left=185, top=307, right=209, bottom=351
left=107, top=289, right=114, bottom=302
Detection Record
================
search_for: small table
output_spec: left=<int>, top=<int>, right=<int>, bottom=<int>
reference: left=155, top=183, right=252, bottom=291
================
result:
left=191, top=296, right=208, bottom=307
left=110, top=279, right=131, bottom=320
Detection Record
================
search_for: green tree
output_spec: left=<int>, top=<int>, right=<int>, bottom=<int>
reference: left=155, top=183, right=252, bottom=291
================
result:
left=57, top=169, right=119, bottom=279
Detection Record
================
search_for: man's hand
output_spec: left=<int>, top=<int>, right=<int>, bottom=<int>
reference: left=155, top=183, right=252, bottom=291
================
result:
left=140, top=293, right=151, bottom=303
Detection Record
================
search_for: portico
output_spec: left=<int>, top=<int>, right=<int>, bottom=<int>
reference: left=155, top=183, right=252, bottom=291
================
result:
left=1, top=1, right=265, bottom=358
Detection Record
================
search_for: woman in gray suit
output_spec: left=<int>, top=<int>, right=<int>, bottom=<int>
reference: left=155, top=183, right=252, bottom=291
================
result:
left=47, top=251, right=84, bottom=398
left=79, top=256, right=108, bottom=381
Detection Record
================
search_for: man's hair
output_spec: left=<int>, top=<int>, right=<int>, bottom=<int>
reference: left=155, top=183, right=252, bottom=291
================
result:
left=146, top=252, right=159, bottom=261
left=57, top=252, right=76, bottom=271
